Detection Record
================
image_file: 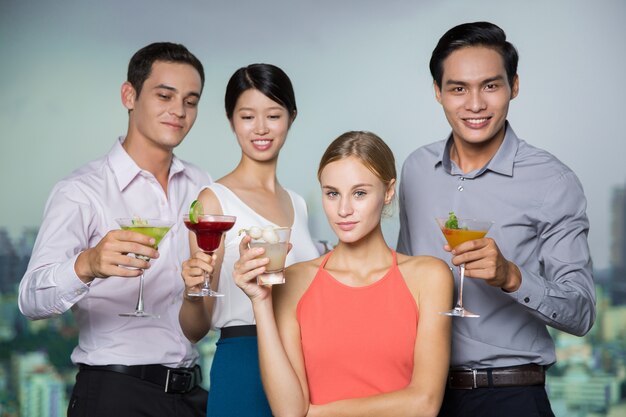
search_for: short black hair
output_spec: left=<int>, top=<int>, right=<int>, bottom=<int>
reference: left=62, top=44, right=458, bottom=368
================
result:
left=127, top=42, right=204, bottom=97
left=224, top=64, right=296, bottom=120
left=430, top=22, right=518, bottom=88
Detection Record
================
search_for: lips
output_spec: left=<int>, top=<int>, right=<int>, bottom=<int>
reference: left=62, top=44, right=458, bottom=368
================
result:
left=462, top=116, right=491, bottom=129
left=336, top=221, right=357, bottom=231
left=252, top=139, right=273, bottom=151
left=162, top=121, right=184, bottom=129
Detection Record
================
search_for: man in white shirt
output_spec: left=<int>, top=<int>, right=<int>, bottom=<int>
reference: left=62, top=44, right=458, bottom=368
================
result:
left=19, top=42, right=212, bottom=417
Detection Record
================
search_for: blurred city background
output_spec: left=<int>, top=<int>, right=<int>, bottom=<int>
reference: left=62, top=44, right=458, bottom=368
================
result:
left=1, top=0, right=625, bottom=416
left=2, top=183, right=626, bottom=415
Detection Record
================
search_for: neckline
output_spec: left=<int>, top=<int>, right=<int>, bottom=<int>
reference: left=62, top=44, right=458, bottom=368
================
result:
left=211, top=182, right=297, bottom=229
left=319, top=250, right=398, bottom=289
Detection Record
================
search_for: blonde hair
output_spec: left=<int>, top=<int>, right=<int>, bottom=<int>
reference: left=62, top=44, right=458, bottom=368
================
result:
left=317, top=131, right=396, bottom=187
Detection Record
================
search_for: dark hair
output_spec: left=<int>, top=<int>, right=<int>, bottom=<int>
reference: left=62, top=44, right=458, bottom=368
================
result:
left=317, top=131, right=396, bottom=187
left=429, top=21, right=518, bottom=88
left=224, top=64, right=297, bottom=120
left=127, top=42, right=205, bottom=97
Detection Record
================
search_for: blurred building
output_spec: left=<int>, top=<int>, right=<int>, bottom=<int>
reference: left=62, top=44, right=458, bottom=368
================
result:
left=610, top=183, right=626, bottom=305
left=12, top=351, right=67, bottom=417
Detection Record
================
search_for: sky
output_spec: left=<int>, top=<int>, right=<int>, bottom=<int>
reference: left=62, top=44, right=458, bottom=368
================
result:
left=1, top=0, right=624, bottom=269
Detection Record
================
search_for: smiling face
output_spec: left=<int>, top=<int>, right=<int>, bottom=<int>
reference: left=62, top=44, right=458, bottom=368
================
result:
left=230, top=88, right=292, bottom=162
left=435, top=46, right=519, bottom=151
left=122, top=61, right=202, bottom=152
left=320, top=156, right=395, bottom=244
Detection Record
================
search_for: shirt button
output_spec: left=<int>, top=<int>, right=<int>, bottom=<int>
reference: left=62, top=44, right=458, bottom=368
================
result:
left=524, top=297, right=530, bottom=303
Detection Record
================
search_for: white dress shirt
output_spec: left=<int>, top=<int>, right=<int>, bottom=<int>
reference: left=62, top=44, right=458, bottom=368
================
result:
left=19, top=137, right=212, bottom=367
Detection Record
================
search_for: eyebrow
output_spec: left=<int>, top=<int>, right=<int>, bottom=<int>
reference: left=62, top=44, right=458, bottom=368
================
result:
left=237, top=106, right=285, bottom=112
left=322, top=183, right=374, bottom=190
left=155, top=84, right=201, bottom=98
left=444, top=75, right=505, bottom=86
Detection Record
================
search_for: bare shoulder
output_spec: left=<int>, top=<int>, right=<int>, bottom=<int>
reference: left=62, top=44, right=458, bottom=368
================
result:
left=197, top=187, right=223, bottom=214
left=273, top=256, right=324, bottom=305
left=396, top=253, right=453, bottom=292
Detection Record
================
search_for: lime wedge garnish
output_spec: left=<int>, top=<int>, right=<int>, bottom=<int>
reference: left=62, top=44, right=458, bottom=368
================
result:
left=189, top=200, right=203, bottom=224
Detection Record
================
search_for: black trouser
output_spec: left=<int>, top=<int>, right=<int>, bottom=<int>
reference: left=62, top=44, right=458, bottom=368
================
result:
left=438, top=386, right=555, bottom=417
left=68, top=367, right=208, bottom=417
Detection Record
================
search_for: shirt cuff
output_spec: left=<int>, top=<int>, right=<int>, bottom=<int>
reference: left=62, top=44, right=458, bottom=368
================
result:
left=503, top=266, right=544, bottom=311
left=54, top=253, right=90, bottom=309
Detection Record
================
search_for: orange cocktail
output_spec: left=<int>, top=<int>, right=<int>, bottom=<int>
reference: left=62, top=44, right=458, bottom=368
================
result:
left=435, top=215, right=493, bottom=318
left=441, top=228, right=488, bottom=249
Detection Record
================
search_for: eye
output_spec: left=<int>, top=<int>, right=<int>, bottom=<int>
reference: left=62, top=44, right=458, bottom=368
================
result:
left=185, top=99, right=198, bottom=107
left=241, top=115, right=253, bottom=120
left=354, top=190, right=367, bottom=198
left=325, top=191, right=339, bottom=199
left=268, top=114, right=282, bottom=120
left=485, top=83, right=498, bottom=91
left=158, top=93, right=171, bottom=100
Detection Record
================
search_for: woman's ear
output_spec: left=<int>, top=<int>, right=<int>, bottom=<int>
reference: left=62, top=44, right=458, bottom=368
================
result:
left=384, top=179, right=396, bottom=205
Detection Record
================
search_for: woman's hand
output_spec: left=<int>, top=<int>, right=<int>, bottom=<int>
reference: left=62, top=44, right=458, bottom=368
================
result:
left=233, top=235, right=272, bottom=302
left=181, top=250, right=215, bottom=297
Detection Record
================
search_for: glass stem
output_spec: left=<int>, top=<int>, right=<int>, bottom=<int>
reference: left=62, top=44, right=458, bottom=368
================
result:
left=456, top=263, right=465, bottom=309
left=135, top=271, right=145, bottom=313
left=202, top=251, right=214, bottom=292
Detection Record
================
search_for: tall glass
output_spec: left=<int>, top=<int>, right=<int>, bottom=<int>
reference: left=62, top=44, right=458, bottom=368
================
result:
left=435, top=217, right=493, bottom=318
left=183, top=214, right=236, bottom=297
left=116, top=218, right=174, bottom=318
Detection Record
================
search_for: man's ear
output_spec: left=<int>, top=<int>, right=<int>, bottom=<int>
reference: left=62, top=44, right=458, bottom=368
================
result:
left=121, top=82, right=137, bottom=111
left=510, top=75, right=519, bottom=100
left=434, top=81, right=443, bottom=104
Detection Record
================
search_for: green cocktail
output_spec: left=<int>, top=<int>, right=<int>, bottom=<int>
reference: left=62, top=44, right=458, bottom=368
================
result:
left=116, top=218, right=174, bottom=317
left=121, top=226, right=171, bottom=259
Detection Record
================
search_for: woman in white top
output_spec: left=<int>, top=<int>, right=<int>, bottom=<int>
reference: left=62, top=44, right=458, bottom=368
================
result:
left=179, top=63, right=320, bottom=417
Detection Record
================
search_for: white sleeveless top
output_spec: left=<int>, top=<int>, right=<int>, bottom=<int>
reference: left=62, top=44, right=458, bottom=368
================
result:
left=205, top=182, right=320, bottom=329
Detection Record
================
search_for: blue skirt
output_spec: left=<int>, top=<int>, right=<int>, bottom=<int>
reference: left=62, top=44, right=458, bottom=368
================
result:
left=207, top=335, right=272, bottom=417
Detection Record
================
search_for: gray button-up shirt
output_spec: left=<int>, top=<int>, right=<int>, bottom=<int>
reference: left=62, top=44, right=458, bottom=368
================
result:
left=397, top=123, right=595, bottom=369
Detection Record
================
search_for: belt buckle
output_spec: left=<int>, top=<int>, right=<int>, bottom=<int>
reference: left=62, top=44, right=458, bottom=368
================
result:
left=164, top=368, right=195, bottom=394
left=449, top=369, right=479, bottom=390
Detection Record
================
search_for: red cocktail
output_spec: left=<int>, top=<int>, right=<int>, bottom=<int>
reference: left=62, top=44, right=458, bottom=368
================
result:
left=184, top=214, right=236, bottom=297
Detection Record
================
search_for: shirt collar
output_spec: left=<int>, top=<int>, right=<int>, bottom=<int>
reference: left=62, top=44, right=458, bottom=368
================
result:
left=107, top=136, right=187, bottom=191
left=437, top=121, right=519, bottom=177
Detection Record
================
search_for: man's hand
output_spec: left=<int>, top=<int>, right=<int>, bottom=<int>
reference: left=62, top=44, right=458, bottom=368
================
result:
left=447, top=237, right=521, bottom=292
left=74, top=229, right=159, bottom=284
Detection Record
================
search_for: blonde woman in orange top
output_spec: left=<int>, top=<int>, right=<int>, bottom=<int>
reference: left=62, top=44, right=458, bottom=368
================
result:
left=234, top=131, right=453, bottom=417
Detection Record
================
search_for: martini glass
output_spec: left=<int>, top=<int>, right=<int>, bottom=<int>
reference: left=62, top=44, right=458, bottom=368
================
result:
left=116, top=218, right=174, bottom=318
left=435, top=217, right=493, bottom=318
left=184, top=214, right=236, bottom=297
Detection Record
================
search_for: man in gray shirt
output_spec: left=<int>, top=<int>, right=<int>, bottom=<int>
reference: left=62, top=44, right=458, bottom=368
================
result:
left=397, top=22, right=595, bottom=417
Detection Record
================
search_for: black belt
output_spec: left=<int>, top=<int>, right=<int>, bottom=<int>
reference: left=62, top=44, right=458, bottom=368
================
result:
left=447, top=364, right=545, bottom=389
left=79, top=364, right=202, bottom=394
left=220, top=325, right=257, bottom=339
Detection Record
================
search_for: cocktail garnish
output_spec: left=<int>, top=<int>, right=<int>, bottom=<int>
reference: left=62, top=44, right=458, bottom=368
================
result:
left=445, top=211, right=459, bottom=229
left=189, top=200, right=203, bottom=224
left=240, top=226, right=280, bottom=243
left=131, top=216, right=148, bottom=226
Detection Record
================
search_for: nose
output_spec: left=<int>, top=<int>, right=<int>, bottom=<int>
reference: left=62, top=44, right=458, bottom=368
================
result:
left=169, top=99, right=186, bottom=118
left=466, top=90, right=486, bottom=112
left=254, top=118, right=269, bottom=135
left=338, top=197, right=353, bottom=217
